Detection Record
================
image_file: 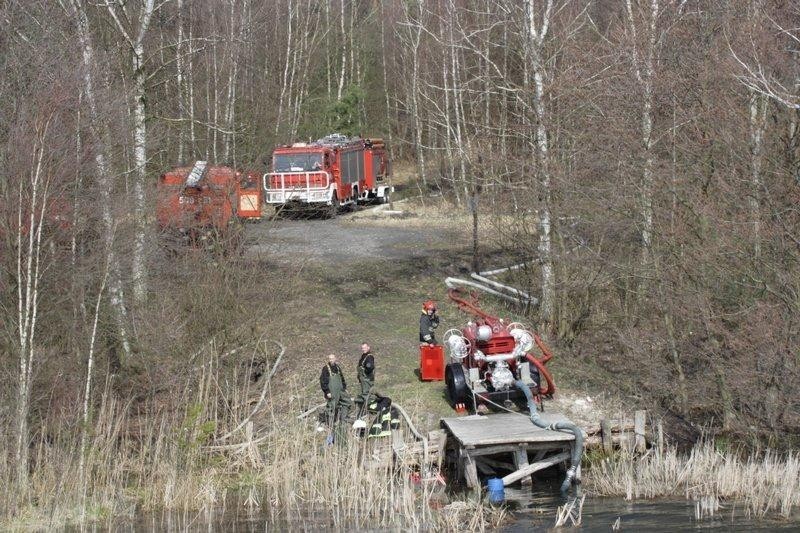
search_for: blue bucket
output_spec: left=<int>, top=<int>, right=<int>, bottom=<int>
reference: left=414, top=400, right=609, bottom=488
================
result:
left=486, top=478, right=505, bottom=503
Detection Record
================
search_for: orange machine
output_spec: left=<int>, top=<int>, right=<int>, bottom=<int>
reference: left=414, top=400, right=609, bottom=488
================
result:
left=236, top=171, right=263, bottom=219
left=157, top=161, right=242, bottom=248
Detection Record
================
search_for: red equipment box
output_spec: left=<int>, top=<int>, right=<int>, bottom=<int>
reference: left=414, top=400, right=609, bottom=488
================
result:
left=420, top=345, right=444, bottom=381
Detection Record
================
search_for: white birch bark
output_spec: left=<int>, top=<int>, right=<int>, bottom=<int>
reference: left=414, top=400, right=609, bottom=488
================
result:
left=326, top=0, right=332, bottom=98
left=103, top=0, right=156, bottom=304
left=749, top=91, right=768, bottom=258
left=402, top=0, right=427, bottom=188
left=176, top=0, right=185, bottom=162
left=223, top=0, right=240, bottom=162
left=448, top=1, right=467, bottom=196
left=275, top=0, right=293, bottom=135
left=66, top=0, right=133, bottom=366
left=14, top=118, right=52, bottom=486
left=212, top=29, right=219, bottom=161
left=187, top=2, right=196, bottom=154
left=526, top=0, right=555, bottom=324
left=337, top=0, right=347, bottom=101
left=79, top=263, right=108, bottom=522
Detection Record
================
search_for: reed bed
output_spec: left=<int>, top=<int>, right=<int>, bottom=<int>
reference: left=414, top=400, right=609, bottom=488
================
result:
left=588, top=440, right=800, bottom=519
left=0, top=358, right=506, bottom=531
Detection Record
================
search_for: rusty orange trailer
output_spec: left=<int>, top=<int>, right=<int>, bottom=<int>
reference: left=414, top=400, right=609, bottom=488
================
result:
left=157, top=162, right=247, bottom=250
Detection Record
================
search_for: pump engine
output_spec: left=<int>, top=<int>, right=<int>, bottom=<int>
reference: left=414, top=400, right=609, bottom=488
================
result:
left=443, top=287, right=556, bottom=411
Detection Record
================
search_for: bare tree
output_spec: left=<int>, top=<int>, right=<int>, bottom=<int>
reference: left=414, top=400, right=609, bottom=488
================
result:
left=102, top=0, right=160, bottom=304
left=12, top=116, right=53, bottom=487
left=624, top=0, right=660, bottom=263
left=65, top=0, right=133, bottom=363
left=525, top=0, right=556, bottom=324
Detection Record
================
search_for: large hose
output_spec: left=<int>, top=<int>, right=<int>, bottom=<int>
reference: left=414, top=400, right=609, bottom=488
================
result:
left=525, top=353, right=556, bottom=396
left=514, top=380, right=583, bottom=493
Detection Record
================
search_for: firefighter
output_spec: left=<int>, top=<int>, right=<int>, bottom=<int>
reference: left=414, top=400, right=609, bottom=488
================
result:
left=320, top=354, right=353, bottom=428
left=355, top=343, right=375, bottom=412
left=367, top=394, right=393, bottom=438
left=419, top=300, right=440, bottom=346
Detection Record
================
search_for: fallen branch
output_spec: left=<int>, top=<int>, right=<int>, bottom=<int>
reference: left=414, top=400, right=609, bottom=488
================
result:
left=214, top=340, right=285, bottom=443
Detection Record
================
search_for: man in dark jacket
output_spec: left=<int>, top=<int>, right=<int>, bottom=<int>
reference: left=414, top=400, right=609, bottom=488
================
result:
left=320, top=353, right=353, bottom=426
left=355, top=343, right=375, bottom=411
left=419, top=300, right=440, bottom=346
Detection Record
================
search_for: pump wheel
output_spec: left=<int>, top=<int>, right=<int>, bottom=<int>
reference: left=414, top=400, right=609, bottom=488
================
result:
left=445, top=363, right=469, bottom=407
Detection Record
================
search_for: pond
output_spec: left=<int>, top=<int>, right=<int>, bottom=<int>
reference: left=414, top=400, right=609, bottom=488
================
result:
left=103, top=485, right=799, bottom=532
left=502, top=483, right=800, bottom=532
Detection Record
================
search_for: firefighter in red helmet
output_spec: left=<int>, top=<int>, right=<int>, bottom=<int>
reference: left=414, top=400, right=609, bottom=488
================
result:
left=419, top=300, right=440, bottom=346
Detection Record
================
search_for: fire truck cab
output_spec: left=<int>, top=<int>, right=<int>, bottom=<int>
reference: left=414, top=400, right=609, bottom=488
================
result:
left=263, top=133, right=391, bottom=213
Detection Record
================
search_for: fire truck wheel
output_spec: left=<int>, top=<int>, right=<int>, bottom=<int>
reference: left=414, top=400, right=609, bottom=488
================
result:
left=327, top=195, right=340, bottom=218
left=445, top=363, right=469, bottom=407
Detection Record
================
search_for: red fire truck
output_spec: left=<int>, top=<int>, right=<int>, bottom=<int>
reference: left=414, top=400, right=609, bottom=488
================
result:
left=263, top=134, right=391, bottom=214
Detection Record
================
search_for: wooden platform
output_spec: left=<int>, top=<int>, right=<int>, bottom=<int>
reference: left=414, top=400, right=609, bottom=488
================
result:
left=441, top=412, right=579, bottom=489
left=441, top=413, right=576, bottom=448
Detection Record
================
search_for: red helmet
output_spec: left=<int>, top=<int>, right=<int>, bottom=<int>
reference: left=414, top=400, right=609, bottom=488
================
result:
left=423, top=300, right=437, bottom=312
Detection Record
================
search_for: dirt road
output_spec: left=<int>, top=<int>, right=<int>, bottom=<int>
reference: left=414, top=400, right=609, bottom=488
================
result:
left=244, top=211, right=454, bottom=264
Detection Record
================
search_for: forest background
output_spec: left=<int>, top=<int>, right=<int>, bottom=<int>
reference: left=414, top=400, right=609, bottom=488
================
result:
left=0, top=0, right=798, bottom=506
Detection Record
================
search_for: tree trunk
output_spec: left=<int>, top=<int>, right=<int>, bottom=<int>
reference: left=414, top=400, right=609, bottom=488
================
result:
left=526, top=0, right=555, bottom=325
left=132, top=42, right=148, bottom=304
left=749, top=91, right=768, bottom=259
left=68, top=0, right=133, bottom=365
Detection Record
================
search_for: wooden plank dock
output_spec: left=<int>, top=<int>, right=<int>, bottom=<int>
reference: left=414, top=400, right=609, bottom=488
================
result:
left=440, top=412, right=579, bottom=489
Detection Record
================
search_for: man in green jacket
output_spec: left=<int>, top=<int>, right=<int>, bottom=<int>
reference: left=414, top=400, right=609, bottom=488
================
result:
left=355, top=343, right=375, bottom=413
left=320, top=353, right=353, bottom=426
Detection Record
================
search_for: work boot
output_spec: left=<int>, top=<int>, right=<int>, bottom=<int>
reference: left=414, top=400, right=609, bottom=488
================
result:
left=377, top=410, right=392, bottom=437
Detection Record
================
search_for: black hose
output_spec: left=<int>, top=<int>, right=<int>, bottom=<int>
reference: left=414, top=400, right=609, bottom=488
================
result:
left=514, top=380, right=583, bottom=493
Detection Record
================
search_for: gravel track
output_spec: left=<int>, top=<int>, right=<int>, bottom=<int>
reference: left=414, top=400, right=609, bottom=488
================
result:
left=244, top=212, right=450, bottom=264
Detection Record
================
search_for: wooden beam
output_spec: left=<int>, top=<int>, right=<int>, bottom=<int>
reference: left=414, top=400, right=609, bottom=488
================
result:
left=502, top=451, right=570, bottom=486
left=513, top=449, right=532, bottom=485
left=466, top=441, right=568, bottom=457
left=474, top=456, right=515, bottom=471
left=600, top=418, right=613, bottom=454
left=464, top=454, right=479, bottom=489
left=634, top=410, right=647, bottom=454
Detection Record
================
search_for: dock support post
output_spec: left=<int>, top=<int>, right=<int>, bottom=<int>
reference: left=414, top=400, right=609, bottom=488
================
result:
left=634, top=410, right=647, bottom=454
left=513, top=448, right=532, bottom=486
left=463, top=452, right=479, bottom=489
left=600, top=418, right=613, bottom=454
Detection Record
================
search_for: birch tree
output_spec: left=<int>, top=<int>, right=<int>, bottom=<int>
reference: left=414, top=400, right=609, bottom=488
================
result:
left=525, top=0, right=556, bottom=324
left=103, top=0, right=160, bottom=304
left=749, top=91, right=768, bottom=259
left=65, top=0, right=133, bottom=363
left=625, top=0, right=659, bottom=263
left=13, top=116, right=53, bottom=487
left=399, top=0, right=428, bottom=189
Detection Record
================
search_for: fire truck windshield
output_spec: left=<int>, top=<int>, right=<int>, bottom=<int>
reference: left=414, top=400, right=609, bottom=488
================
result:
left=273, top=153, right=323, bottom=172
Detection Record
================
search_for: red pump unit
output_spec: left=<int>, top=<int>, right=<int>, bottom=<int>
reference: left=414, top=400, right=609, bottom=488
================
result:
left=443, top=288, right=556, bottom=411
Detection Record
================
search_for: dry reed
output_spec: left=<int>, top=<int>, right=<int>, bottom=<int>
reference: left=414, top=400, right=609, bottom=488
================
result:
left=588, top=440, right=800, bottom=519
left=0, top=355, right=506, bottom=531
